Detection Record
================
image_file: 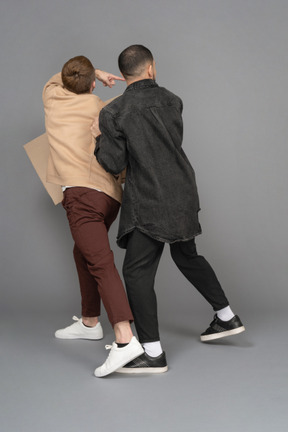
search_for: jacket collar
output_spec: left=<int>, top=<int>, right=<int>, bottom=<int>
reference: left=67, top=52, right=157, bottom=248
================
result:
left=125, top=79, right=158, bottom=92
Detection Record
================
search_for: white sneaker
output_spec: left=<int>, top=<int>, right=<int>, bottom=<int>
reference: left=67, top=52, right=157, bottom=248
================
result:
left=94, top=336, right=144, bottom=377
left=55, top=316, right=103, bottom=340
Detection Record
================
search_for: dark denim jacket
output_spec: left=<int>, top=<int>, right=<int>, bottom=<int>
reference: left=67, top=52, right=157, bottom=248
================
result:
left=95, top=79, right=201, bottom=248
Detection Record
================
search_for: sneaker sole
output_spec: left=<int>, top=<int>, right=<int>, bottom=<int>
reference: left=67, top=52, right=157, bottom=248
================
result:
left=55, top=334, right=103, bottom=340
left=200, top=326, right=245, bottom=342
left=116, top=365, right=168, bottom=374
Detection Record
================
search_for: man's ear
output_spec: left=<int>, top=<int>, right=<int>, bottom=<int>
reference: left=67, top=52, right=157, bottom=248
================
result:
left=148, top=64, right=154, bottom=78
left=90, top=80, right=96, bottom=93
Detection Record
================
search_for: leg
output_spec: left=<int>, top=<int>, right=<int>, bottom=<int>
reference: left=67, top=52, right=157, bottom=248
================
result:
left=62, top=188, right=143, bottom=376
left=54, top=203, right=103, bottom=339
left=170, top=239, right=229, bottom=311
left=170, top=239, right=245, bottom=341
left=123, top=229, right=164, bottom=343
left=63, top=188, right=133, bottom=327
left=73, top=244, right=101, bottom=322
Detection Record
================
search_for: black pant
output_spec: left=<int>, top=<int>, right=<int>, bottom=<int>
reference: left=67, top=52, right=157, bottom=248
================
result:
left=123, top=229, right=229, bottom=343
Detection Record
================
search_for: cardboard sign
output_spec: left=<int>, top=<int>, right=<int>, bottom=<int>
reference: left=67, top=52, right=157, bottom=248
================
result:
left=24, top=133, right=63, bottom=205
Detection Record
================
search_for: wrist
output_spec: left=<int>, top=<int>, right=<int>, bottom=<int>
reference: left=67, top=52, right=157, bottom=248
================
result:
left=95, top=69, right=101, bottom=80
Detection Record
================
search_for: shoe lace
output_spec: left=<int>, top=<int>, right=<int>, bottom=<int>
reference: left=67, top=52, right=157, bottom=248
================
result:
left=99, top=344, right=114, bottom=366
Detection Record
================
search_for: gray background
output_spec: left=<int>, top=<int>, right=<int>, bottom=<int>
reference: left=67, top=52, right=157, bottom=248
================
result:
left=1, top=1, right=287, bottom=431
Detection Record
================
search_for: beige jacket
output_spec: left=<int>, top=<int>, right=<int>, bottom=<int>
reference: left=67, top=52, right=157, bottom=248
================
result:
left=42, top=73, right=122, bottom=203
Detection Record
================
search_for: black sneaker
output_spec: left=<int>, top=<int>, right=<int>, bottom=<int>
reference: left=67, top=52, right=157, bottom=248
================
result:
left=116, top=351, right=168, bottom=374
left=201, top=314, right=245, bottom=342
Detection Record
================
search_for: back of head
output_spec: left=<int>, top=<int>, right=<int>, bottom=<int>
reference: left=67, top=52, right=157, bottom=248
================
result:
left=118, top=45, right=153, bottom=79
left=61, top=56, right=95, bottom=94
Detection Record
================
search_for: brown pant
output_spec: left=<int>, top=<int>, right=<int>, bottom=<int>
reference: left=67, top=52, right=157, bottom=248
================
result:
left=62, top=187, right=133, bottom=327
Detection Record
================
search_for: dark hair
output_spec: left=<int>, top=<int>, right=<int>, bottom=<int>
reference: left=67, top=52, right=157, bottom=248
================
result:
left=61, top=56, right=95, bottom=94
left=118, top=45, right=153, bottom=79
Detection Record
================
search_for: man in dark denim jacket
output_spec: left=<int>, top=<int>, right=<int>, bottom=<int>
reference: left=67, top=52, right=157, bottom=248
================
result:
left=95, top=45, right=245, bottom=374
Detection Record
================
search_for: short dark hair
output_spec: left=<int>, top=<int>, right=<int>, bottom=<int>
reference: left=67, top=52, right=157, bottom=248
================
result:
left=118, top=45, right=153, bottom=79
left=61, top=56, right=95, bottom=94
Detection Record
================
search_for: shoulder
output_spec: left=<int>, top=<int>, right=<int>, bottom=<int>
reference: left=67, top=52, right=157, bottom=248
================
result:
left=104, top=94, right=123, bottom=109
left=101, top=94, right=125, bottom=117
left=89, top=93, right=105, bottom=109
left=158, top=86, right=183, bottom=106
left=66, top=93, right=104, bottom=115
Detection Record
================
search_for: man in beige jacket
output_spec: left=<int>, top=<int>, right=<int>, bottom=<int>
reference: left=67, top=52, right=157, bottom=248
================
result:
left=43, top=55, right=143, bottom=377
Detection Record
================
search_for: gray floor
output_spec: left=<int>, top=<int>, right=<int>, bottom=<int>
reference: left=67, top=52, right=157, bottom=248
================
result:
left=1, top=310, right=287, bottom=432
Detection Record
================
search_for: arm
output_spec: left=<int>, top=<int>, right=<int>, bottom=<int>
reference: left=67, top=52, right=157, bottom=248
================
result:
left=42, top=72, right=63, bottom=104
left=95, top=69, right=125, bottom=88
left=94, top=110, right=128, bottom=175
left=119, top=168, right=126, bottom=183
left=43, top=69, right=123, bottom=104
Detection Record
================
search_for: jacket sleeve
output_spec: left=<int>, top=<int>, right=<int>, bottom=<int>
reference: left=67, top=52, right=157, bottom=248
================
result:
left=42, top=72, right=63, bottom=106
left=95, top=109, right=128, bottom=175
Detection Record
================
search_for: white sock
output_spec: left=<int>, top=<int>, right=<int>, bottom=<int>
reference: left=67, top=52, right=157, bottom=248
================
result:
left=216, top=306, right=235, bottom=321
left=142, top=341, right=163, bottom=357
